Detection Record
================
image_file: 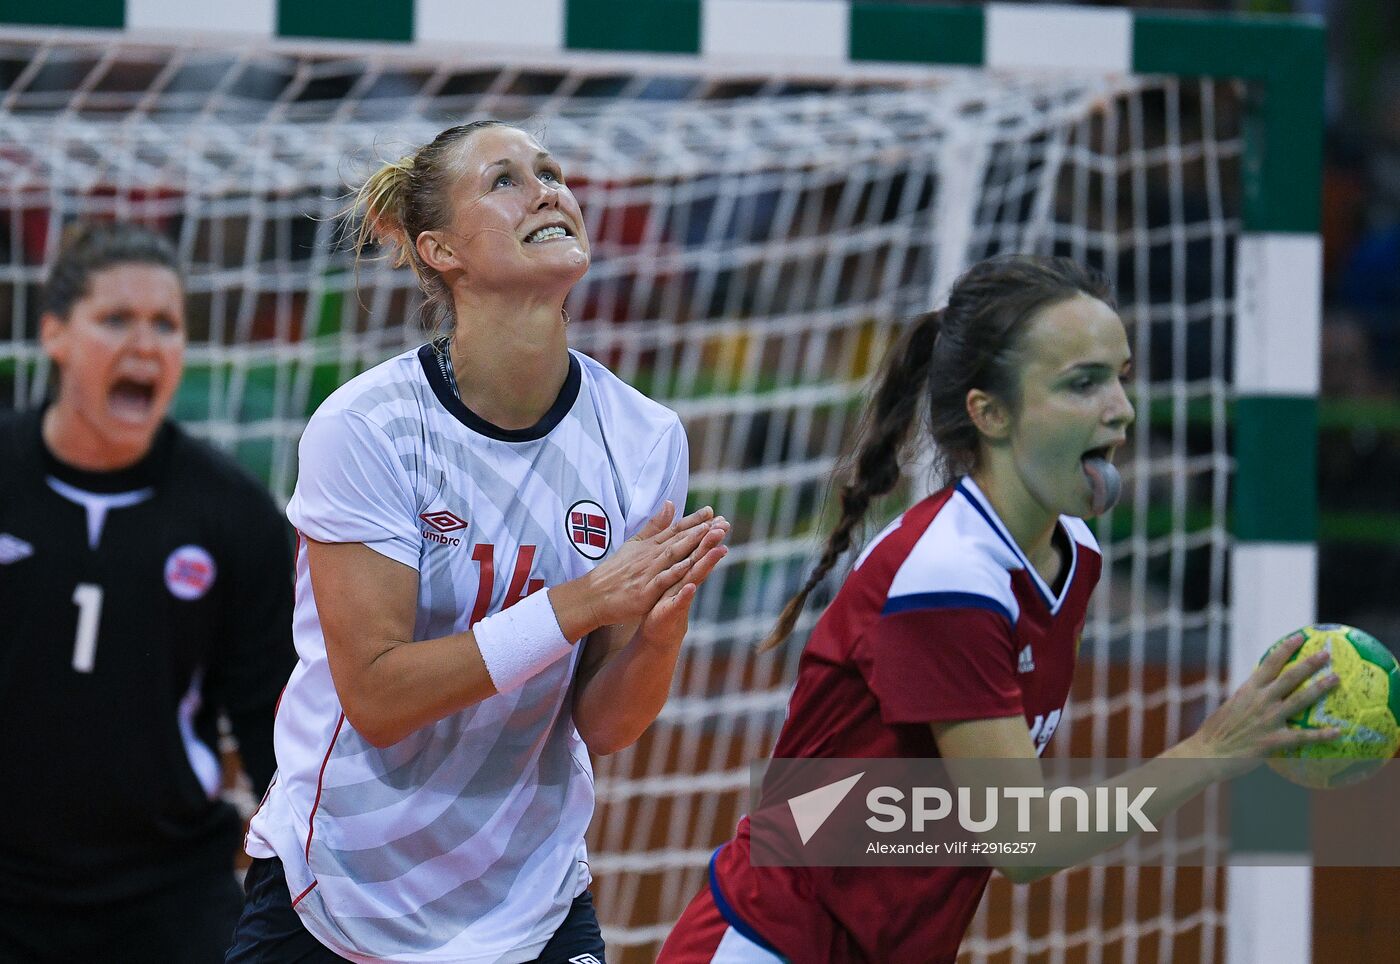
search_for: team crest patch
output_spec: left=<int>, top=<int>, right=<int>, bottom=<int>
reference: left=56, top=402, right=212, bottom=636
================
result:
left=165, top=544, right=217, bottom=600
left=566, top=499, right=611, bottom=560
left=0, top=533, right=34, bottom=565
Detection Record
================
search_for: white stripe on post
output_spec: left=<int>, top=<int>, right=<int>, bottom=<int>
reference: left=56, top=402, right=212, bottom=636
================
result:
left=128, top=0, right=275, bottom=36
left=417, top=0, right=565, bottom=49
left=1229, top=544, right=1316, bottom=964
left=702, top=0, right=849, bottom=63
left=1229, top=543, right=1317, bottom=689
left=1234, top=232, right=1323, bottom=396
left=985, top=3, right=1132, bottom=72
left=1228, top=865, right=1313, bottom=964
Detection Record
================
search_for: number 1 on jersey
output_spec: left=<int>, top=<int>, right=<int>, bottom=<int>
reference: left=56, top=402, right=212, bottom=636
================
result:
left=71, top=583, right=103, bottom=673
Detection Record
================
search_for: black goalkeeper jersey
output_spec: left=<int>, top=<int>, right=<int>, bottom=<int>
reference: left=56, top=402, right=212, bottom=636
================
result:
left=0, top=407, right=296, bottom=905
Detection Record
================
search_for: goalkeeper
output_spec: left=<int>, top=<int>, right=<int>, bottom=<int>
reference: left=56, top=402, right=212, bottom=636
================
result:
left=0, top=222, right=295, bottom=963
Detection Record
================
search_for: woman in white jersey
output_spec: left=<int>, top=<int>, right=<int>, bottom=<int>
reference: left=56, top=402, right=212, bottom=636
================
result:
left=228, top=120, right=729, bottom=963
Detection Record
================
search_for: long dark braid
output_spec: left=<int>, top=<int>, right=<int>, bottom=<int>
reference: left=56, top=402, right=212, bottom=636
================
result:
left=759, top=309, right=941, bottom=651
left=759, top=254, right=1113, bottom=652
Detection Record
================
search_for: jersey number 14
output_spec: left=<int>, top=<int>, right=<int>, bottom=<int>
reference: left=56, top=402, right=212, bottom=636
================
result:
left=470, top=543, right=546, bottom=626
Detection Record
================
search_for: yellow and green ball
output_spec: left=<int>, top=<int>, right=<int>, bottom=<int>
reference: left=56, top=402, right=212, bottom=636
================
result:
left=1263, top=624, right=1400, bottom=789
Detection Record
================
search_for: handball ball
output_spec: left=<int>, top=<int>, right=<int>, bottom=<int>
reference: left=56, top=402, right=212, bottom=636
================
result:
left=1263, top=624, right=1400, bottom=789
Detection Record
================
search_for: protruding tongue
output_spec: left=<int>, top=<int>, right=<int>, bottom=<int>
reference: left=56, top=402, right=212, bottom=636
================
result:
left=1081, top=456, right=1122, bottom=515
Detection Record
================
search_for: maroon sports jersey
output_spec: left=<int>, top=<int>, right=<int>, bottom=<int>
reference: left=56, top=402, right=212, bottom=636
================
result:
left=712, top=477, right=1102, bottom=962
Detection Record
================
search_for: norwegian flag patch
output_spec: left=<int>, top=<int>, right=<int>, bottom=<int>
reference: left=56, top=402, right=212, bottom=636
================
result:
left=566, top=499, right=611, bottom=560
left=165, top=544, right=217, bottom=600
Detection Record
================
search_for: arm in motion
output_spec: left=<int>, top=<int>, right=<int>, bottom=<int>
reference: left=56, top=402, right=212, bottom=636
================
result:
left=931, top=635, right=1340, bottom=883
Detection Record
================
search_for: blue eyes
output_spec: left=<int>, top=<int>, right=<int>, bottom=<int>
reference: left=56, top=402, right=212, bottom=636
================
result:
left=493, top=169, right=561, bottom=189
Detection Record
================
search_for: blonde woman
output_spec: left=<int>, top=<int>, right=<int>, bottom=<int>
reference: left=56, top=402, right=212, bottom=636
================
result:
left=229, top=121, right=728, bottom=963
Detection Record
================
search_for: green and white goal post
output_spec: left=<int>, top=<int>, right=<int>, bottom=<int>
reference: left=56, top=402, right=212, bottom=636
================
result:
left=0, top=1, right=1323, bottom=961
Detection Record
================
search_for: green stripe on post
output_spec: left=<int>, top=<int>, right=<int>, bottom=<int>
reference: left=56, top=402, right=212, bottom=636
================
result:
left=1134, top=13, right=1324, bottom=233
left=566, top=0, right=700, bottom=54
left=1233, top=396, right=1318, bottom=542
left=1242, top=40, right=1325, bottom=234
left=278, top=0, right=412, bottom=42
left=1133, top=13, right=1308, bottom=78
left=849, top=2, right=983, bottom=66
left=0, top=0, right=122, bottom=28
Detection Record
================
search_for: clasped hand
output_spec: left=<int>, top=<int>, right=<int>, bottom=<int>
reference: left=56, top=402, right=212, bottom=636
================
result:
left=563, top=501, right=729, bottom=642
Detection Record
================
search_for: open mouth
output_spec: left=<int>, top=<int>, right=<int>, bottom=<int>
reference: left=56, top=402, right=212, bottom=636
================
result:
left=1081, top=444, right=1114, bottom=465
left=109, top=378, right=157, bottom=421
left=523, top=224, right=574, bottom=244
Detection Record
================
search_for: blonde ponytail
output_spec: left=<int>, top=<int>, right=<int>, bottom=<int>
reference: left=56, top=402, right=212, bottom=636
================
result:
left=344, top=120, right=507, bottom=332
left=351, top=154, right=415, bottom=269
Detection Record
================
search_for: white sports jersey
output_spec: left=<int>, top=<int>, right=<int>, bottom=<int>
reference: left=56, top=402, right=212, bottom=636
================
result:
left=246, top=344, right=688, bottom=963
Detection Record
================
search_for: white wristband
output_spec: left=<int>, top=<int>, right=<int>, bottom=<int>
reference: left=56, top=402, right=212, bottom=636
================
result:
left=472, top=588, right=573, bottom=694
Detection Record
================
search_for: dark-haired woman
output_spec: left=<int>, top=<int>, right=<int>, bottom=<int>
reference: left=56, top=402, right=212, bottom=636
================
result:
left=658, top=255, right=1340, bottom=963
left=0, top=222, right=295, bottom=963
left=229, top=121, right=729, bottom=962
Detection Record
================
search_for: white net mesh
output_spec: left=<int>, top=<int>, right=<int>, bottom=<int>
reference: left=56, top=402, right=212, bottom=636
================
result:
left=0, top=35, right=1243, bottom=963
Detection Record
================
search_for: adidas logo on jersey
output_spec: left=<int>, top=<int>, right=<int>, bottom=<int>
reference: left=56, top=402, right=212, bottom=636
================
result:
left=0, top=533, right=34, bottom=564
left=1017, top=644, right=1035, bottom=674
left=419, top=509, right=468, bottom=546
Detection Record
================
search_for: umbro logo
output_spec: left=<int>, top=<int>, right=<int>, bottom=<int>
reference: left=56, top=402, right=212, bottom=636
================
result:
left=1017, top=644, right=1035, bottom=674
left=0, top=533, right=34, bottom=565
left=420, top=510, right=468, bottom=532
left=568, top=956, right=603, bottom=964
left=419, top=509, right=467, bottom=546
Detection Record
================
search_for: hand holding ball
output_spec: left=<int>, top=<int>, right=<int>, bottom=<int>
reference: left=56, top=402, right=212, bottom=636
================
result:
left=1262, top=624, right=1400, bottom=789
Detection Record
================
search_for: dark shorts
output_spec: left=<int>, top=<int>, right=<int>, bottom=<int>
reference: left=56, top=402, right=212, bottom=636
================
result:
left=226, top=856, right=606, bottom=963
left=0, top=868, right=243, bottom=964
